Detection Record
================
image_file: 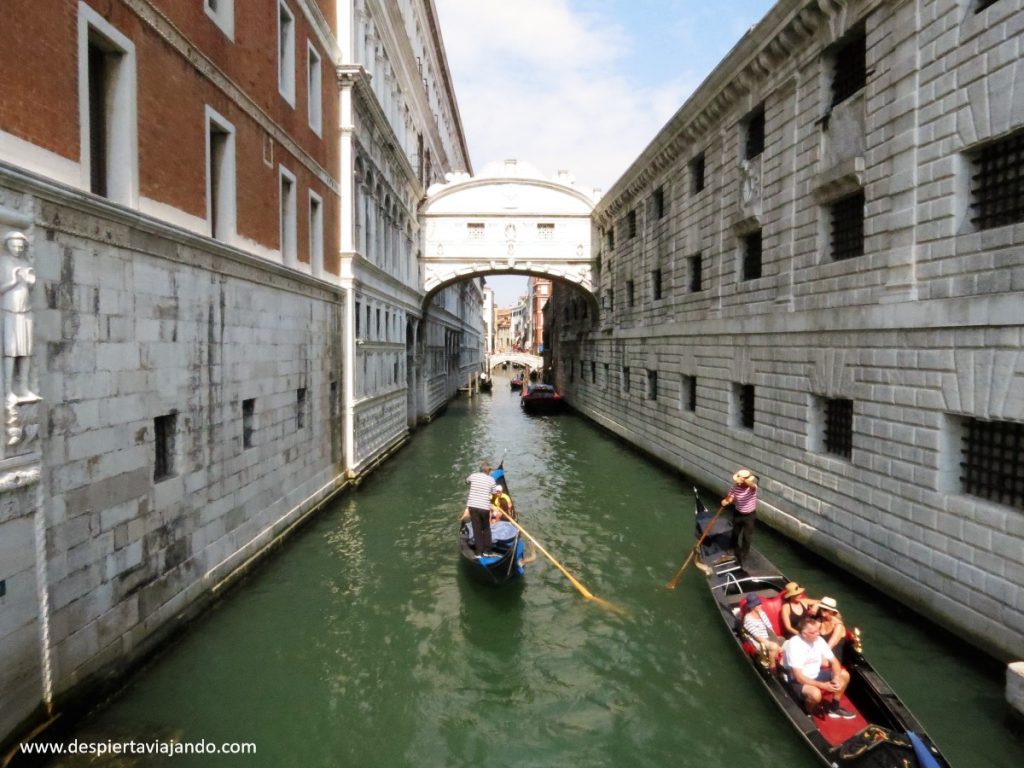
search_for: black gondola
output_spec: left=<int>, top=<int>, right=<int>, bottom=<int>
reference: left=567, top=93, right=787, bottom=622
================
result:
left=478, top=373, right=493, bottom=393
left=691, top=489, right=949, bottom=768
left=510, top=373, right=524, bottom=391
left=458, top=464, right=525, bottom=584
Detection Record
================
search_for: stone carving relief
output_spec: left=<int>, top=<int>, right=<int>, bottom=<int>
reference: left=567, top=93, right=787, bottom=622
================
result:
left=739, top=157, right=762, bottom=217
left=0, top=229, right=39, bottom=455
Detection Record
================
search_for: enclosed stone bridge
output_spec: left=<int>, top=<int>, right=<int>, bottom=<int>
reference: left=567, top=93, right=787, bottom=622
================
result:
left=421, top=161, right=598, bottom=305
left=488, top=353, right=543, bottom=372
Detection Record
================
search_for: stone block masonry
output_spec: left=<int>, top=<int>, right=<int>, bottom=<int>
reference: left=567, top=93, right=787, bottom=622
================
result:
left=0, top=173, right=349, bottom=751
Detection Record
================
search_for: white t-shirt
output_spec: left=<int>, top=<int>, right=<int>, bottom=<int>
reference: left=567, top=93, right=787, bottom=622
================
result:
left=782, top=634, right=834, bottom=678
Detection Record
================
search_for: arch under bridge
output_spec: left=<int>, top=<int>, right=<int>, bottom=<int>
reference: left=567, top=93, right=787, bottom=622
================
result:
left=488, top=353, right=543, bottom=372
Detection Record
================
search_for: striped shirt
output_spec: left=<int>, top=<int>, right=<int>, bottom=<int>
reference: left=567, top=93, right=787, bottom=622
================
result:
left=731, top=483, right=758, bottom=514
left=465, top=472, right=494, bottom=510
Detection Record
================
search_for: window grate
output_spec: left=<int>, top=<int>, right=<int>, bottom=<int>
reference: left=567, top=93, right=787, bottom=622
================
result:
left=590, top=361, right=596, bottom=382
left=647, top=370, right=658, bottom=401
left=745, top=106, right=765, bottom=160
left=689, top=254, right=702, bottom=292
left=153, top=413, right=176, bottom=481
left=824, top=398, right=853, bottom=458
left=651, top=269, right=662, bottom=301
left=627, top=210, right=637, bottom=238
left=627, top=280, right=635, bottom=307
left=242, top=398, right=255, bottom=449
left=683, top=375, right=697, bottom=412
left=831, top=28, right=866, bottom=108
left=623, top=366, right=631, bottom=394
left=739, top=384, right=755, bottom=429
left=970, top=130, right=1024, bottom=230
left=742, top=231, right=762, bottom=280
left=830, top=191, right=865, bottom=260
left=653, top=187, right=665, bottom=219
left=691, top=153, right=706, bottom=193
left=961, top=418, right=1024, bottom=509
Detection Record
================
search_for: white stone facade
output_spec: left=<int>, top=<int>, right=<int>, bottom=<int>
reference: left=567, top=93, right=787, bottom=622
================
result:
left=548, top=0, right=1024, bottom=660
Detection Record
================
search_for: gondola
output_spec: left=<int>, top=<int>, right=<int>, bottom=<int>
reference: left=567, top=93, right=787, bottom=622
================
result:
left=478, top=373, right=493, bottom=393
left=510, top=373, right=524, bottom=391
left=520, top=383, right=564, bottom=414
left=690, top=488, right=949, bottom=768
left=458, top=463, right=525, bottom=584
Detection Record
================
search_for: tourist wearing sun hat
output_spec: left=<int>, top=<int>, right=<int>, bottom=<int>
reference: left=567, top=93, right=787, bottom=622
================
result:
left=720, top=467, right=759, bottom=567
left=817, top=596, right=846, bottom=651
left=780, top=581, right=820, bottom=637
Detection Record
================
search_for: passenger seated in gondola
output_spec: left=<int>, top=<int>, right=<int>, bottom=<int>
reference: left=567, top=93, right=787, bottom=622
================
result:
left=817, top=596, right=846, bottom=652
left=742, top=594, right=783, bottom=670
left=781, top=614, right=855, bottom=720
left=780, top=581, right=819, bottom=637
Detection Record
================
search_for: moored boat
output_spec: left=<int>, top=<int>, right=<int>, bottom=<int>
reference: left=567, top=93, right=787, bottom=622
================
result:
left=690, top=489, right=950, bottom=768
left=520, top=383, right=564, bottom=414
left=458, top=464, right=525, bottom=584
left=478, top=373, right=493, bottom=393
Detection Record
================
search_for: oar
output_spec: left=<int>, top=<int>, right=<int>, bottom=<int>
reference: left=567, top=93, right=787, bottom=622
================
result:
left=666, top=493, right=726, bottom=589
left=501, top=515, right=624, bottom=614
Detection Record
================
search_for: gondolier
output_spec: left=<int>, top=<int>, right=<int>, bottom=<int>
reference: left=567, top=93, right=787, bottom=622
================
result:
left=463, top=461, right=495, bottom=554
left=721, top=468, right=758, bottom=566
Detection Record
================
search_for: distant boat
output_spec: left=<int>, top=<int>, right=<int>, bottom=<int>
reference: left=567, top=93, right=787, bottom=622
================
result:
left=690, top=489, right=950, bottom=768
left=520, top=383, right=564, bottom=414
left=510, top=373, right=524, bottom=391
left=458, top=464, right=525, bottom=584
left=478, top=373, right=493, bottom=393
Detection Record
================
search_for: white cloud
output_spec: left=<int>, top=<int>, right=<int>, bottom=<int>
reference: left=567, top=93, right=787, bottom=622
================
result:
left=436, top=0, right=696, bottom=192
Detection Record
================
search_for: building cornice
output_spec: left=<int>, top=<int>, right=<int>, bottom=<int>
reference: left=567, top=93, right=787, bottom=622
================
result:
left=594, top=0, right=873, bottom=224
left=422, top=0, right=472, bottom=172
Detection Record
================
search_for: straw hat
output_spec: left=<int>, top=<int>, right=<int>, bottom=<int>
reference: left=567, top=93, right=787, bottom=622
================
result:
left=733, top=468, right=757, bottom=486
left=781, top=581, right=805, bottom=599
left=819, top=596, right=839, bottom=613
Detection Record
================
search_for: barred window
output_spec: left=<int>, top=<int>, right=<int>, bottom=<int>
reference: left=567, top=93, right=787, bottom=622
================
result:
left=242, top=398, right=255, bottom=449
left=296, top=387, right=306, bottom=430
left=627, top=209, right=637, bottom=238
left=691, top=152, right=706, bottom=194
left=603, top=362, right=609, bottom=387
left=651, top=269, right=663, bottom=301
left=970, top=129, right=1024, bottom=230
left=682, top=375, right=697, bottom=412
left=627, top=280, right=635, bottom=307
left=824, top=398, right=853, bottom=458
left=689, top=254, right=703, bottom=292
left=961, top=418, right=1024, bottom=509
left=153, top=413, right=177, bottom=481
left=830, top=191, right=865, bottom=260
left=622, top=366, right=631, bottom=394
left=590, top=361, right=596, bottom=382
left=646, top=370, right=658, bottom=400
left=742, top=230, right=763, bottom=280
left=605, top=228, right=614, bottom=249
left=467, top=223, right=484, bottom=239
left=736, top=384, right=755, bottom=429
left=830, top=26, right=866, bottom=108
left=745, top=105, right=765, bottom=160
left=652, top=186, right=665, bottom=219
left=537, top=223, right=554, bottom=240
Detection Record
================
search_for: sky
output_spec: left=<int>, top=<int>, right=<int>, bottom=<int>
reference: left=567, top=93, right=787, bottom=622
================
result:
left=433, top=0, right=777, bottom=307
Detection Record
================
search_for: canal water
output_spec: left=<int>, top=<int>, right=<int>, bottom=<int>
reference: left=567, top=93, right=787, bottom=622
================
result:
left=45, top=375, right=1023, bottom=767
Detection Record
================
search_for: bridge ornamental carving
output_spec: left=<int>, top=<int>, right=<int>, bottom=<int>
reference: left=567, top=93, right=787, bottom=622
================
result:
left=421, top=163, right=598, bottom=298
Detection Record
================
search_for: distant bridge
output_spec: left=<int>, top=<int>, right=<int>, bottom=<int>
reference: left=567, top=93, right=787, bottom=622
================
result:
left=488, top=353, right=543, bottom=372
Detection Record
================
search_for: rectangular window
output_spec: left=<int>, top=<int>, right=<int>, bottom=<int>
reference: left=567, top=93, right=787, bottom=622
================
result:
left=736, top=383, right=755, bottom=430
left=278, top=1, right=296, bottom=105
left=80, top=7, right=138, bottom=205
left=830, top=26, right=866, bottom=108
left=689, top=254, right=703, bottom=292
left=206, top=108, right=236, bottom=242
left=646, top=370, right=658, bottom=401
left=204, top=0, right=234, bottom=39
left=975, top=0, right=1000, bottom=14
left=279, top=166, right=297, bottom=265
left=242, top=398, right=255, bottom=449
left=682, top=375, right=697, bottom=412
left=296, top=388, right=307, bottom=430
left=969, top=129, right=1024, bottom=230
left=603, top=362, right=609, bottom=388
left=627, top=210, right=637, bottom=239
left=467, top=223, right=485, bottom=239
left=606, top=228, right=615, bottom=250
left=153, top=412, right=176, bottom=481
left=309, top=191, right=324, bottom=276
left=652, top=187, right=665, bottom=219
left=691, top=152, right=706, bottom=194
left=824, top=398, right=853, bottom=458
left=830, top=191, right=865, bottom=260
left=590, top=361, right=596, bottom=382
left=622, top=366, right=631, bottom=394
left=651, top=269, right=662, bottom=301
left=355, top=302, right=361, bottom=336
left=537, top=223, right=555, bottom=239
left=307, top=43, right=322, bottom=135
left=742, top=230, right=763, bottom=280
left=627, top=280, right=635, bottom=307
left=960, top=418, right=1024, bottom=509
left=744, top=105, right=766, bottom=160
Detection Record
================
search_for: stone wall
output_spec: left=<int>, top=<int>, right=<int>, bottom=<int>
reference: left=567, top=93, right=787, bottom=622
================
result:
left=0, top=168, right=348, bottom=746
left=550, top=0, right=1024, bottom=660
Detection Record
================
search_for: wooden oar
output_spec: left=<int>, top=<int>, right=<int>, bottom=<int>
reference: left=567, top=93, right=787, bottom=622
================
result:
left=666, top=499, right=726, bottom=590
left=501, top=515, right=624, bottom=614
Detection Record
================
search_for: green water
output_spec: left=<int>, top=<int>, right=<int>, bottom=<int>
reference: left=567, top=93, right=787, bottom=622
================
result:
left=47, top=380, right=1023, bottom=767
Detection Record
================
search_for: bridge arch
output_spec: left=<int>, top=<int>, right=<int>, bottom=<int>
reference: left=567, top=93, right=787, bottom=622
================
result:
left=421, top=161, right=599, bottom=305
